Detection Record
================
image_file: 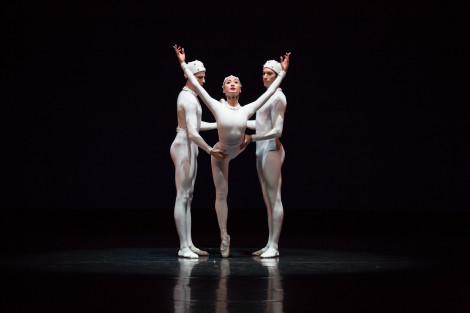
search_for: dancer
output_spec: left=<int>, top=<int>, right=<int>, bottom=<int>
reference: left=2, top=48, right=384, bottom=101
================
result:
left=241, top=60, right=287, bottom=258
left=170, top=60, right=227, bottom=259
left=173, top=45, right=290, bottom=257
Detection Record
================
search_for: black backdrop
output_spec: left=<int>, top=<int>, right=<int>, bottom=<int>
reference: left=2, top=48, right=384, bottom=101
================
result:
left=3, top=1, right=467, bottom=212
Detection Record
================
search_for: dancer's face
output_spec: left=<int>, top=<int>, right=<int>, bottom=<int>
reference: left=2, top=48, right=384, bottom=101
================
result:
left=223, top=77, right=241, bottom=95
left=263, top=68, right=277, bottom=88
left=194, top=71, right=206, bottom=86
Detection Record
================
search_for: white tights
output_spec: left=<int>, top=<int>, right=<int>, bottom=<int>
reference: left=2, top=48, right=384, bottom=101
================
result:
left=211, top=142, right=245, bottom=236
left=255, top=144, right=285, bottom=258
left=171, top=133, right=207, bottom=258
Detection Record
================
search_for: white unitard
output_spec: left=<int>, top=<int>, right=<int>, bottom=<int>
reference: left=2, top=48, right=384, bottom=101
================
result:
left=181, top=62, right=286, bottom=244
left=170, top=86, right=216, bottom=258
left=247, top=88, right=287, bottom=258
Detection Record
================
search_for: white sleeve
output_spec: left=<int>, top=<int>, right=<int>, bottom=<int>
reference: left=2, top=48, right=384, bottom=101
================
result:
left=252, top=97, right=286, bottom=142
left=246, top=120, right=256, bottom=130
left=200, top=121, right=217, bottom=131
left=181, top=63, right=220, bottom=116
left=243, top=70, right=285, bottom=118
left=183, top=102, right=213, bottom=154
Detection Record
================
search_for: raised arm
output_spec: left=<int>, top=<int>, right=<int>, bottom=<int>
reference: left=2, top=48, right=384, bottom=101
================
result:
left=200, top=121, right=217, bottom=131
left=243, top=52, right=291, bottom=118
left=173, top=45, right=220, bottom=115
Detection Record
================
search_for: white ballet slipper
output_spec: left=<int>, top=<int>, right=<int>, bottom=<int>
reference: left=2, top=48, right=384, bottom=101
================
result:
left=260, top=247, right=279, bottom=258
left=178, top=247, right=199, bottom=259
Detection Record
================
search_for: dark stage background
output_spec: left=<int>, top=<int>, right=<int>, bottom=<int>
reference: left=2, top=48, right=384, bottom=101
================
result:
left=3, top=2, right=467, bottom=216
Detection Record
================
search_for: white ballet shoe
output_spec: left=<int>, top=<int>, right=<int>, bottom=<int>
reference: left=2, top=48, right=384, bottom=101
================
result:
left=260, top=247, right=279, bottom=258
left=178, top=247, right=199, bottom=259
left=252, top=247, right=268, bottom=256
left=190, top=246, right=209, bottom=256
left=220, top=230, right=230, bottom=258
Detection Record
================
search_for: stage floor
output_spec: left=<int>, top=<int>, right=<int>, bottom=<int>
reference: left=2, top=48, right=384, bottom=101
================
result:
left=2, top=244, right=470, bottom=312
left=1, top=209, right=469, bottom=312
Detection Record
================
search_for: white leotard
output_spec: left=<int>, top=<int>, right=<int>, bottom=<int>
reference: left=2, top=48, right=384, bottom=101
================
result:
left=181, top=63, right=285, bottom=152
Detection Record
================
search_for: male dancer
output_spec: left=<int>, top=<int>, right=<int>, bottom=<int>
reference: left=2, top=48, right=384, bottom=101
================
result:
left=170, top=60, right=227, bottom=258
left=241, top=60, right=287, bottom=258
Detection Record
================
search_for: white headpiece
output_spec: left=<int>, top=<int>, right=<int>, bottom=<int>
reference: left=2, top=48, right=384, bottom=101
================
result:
left=184, top=60, right=206, bottom=78
left=263, top=60, right=282, bottom=74
left=222, top=75, right=242, bottom=88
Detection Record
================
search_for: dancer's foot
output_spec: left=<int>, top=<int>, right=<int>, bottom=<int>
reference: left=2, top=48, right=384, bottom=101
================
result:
left=260, top=247, right=279, bottom=258
left=190, top=246, right=209, bottom=256
left=252, top=246, right=268, bottom=256
left=178, top=247, right=199, bottom=259
left=220, top=230, right=230, bottom=258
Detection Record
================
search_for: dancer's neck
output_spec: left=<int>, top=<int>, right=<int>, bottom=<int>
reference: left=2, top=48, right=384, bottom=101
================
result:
left=185, top=81, right=198, bottom=93
left=225, top=95, right=239, bottom=107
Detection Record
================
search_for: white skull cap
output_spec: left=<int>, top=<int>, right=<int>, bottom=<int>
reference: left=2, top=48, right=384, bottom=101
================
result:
left=184, top=60, right=206, bottom=78
left=222, top=75, right=242, bottom=88
left=263, top=60, right=282, bottom=74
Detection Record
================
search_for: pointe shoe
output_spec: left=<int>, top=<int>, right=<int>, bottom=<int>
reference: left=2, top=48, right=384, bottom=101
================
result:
left=252, top=247, right=268, bottom=256
left=220, top=232, right=230, bottom=258
left=190, top=247, right=209, bottom=256
left=260, top=247, right=279, bottom=258
left=178, top=248, right=199, bottom=259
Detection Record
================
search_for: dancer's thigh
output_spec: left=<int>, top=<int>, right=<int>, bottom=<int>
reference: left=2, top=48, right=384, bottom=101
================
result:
left=171, top=136, right=197, bottom=192
left=261, top=147, right=284, bottom=191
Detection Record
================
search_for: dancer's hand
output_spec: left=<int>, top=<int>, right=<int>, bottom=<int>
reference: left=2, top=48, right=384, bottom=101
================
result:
left=173, top=44, right=186, bottom=64
left=210, top=148, right=228, bottom=160
left=240, top=134, right=252, bottom=149
left=280, top=52, right=291, bottom=72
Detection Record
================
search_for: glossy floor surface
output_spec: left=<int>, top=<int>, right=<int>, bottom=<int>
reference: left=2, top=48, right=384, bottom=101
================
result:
left=1, top=209, right=469, bottom=312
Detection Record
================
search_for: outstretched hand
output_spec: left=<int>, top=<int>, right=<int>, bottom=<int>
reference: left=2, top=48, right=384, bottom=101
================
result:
left=280, top=52, right=291, bottom=72
left=173, top=44, right=186, bottom=64
left=239, top=133, right=252, bottom=150
left=210, top=148, right=228, bottom=160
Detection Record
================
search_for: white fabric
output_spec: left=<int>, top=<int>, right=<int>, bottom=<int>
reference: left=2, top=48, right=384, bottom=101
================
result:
left=248, top=87, right=287, bottom=257
left=222, top=75, right=242, bottom=87
left=175, top=87, right=213, bottom=154
left=171, top=86, right=215, bottom=258
left=181, top=62, right=285, bottom=147
left=185, top=60, right=206, bottom=76
left=263, top=60, right=282, bottom=74
left=181, top=62, right=286, bottom=250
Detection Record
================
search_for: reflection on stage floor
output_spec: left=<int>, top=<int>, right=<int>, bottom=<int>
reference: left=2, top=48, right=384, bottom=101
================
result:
left=3, top=246, right=468, bottom=312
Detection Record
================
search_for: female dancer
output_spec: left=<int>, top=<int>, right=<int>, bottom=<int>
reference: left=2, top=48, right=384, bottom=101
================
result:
left=173, top=45, right=290, bottom=257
